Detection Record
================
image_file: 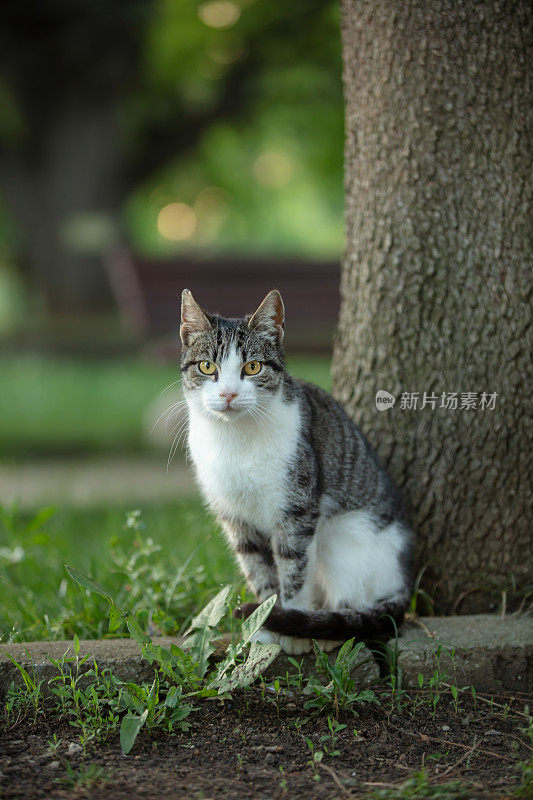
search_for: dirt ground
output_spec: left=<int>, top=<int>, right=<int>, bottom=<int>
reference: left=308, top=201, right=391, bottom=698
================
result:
left=0, top=692, right=530, bottom=800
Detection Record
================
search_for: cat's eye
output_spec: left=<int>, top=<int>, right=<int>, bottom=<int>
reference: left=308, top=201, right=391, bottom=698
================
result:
left=243, top=361, right=262, bottom=376
left=198, top=360, right=217, bottom=376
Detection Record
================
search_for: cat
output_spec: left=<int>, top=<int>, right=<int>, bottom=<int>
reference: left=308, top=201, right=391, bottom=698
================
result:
left=180, top=288, right=413, bottom=660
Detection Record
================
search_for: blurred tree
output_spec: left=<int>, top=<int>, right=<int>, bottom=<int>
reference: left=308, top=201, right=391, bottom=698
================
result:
left=333, top=0, right=532, bottom=612
left=0, top=0, right=343, bottom=315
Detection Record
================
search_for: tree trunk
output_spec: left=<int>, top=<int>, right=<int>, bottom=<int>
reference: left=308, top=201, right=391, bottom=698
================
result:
left=0, top=101, right=120, bottom=315
left=333, top=0, right=532, bottom=612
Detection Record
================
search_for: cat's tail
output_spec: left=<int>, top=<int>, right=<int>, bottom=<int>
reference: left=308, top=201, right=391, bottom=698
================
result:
left=234, top=598, right=407, bottom=641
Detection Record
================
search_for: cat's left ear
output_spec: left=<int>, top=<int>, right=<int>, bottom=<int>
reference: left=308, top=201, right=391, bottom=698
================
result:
left=247, top=289, right=284, bottom=342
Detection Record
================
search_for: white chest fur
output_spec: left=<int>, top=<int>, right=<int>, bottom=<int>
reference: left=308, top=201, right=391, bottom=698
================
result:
left=187, top=395, right=301, bottom=532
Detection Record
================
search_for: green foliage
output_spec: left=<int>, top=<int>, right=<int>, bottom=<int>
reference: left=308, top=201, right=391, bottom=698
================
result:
left=182, top=584, right=231, bottom=679
left=318, top=716, right=346, bottom=756
left=117, top=672, right=193, bottom=755
left=3, top=651, right=44, bottom=718
left=212, top=596, right=280, bottom=693
left=302, top=638, right=378, bottom=714
left=305, top=736, right=323, bottom=782
left=4, top=645, right=122, bottom=748
left=47, top=651, right=122, bottom=748
left=126, top=0, right=344, bottom=259
left=66, top=568, right=280, bottom=754
left=0, top=502, right=234, bottom=643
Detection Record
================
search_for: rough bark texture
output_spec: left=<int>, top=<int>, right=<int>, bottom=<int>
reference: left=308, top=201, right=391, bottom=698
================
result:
left=333, top=0, right=532, bottom=612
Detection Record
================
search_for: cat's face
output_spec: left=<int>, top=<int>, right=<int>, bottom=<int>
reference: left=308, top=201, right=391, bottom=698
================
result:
left=180, top=290, right=286, bottom=422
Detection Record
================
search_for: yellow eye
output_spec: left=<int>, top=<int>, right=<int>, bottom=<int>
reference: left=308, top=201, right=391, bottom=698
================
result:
left=243, top=361, right=262, bottom=376
left=198, top=360, right=217, bottom=375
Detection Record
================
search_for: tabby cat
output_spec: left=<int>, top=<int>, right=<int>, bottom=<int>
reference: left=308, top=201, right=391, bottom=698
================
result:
left=180, top=289, right=413, bottom=658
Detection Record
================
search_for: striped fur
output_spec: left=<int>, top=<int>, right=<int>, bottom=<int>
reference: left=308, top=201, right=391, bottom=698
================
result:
left=180, top=289, right=414, bottom=656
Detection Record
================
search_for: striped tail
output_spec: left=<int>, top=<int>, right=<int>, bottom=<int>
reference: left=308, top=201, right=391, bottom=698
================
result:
left=234, top=599, right=407, bottom=641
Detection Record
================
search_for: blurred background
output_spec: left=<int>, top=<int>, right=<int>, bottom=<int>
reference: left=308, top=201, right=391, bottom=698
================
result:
left=0, top=0, right=344, bottom=639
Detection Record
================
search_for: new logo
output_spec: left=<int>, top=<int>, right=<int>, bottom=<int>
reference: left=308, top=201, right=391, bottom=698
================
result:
left=375, top=390, right=396, bottom=411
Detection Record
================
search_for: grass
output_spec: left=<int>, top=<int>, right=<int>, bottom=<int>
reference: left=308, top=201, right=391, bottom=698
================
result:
left=3, top=583, right=531, bottom=796
left=0, top=502, right=238, bottom=643
left=2, top=511, right=531, bottom=796
left=0, top=354, right=331, bottom=459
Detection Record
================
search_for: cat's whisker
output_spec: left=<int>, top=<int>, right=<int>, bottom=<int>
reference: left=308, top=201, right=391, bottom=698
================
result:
left=160, top=378, right=182, bottom=395
left=163, top=405, right=186, bottom=432
left=167, top=424, right=187, bottom=470
left=168, top=415, right=190, bottom=446
left=167, top=417, right=185, bottom=442
left=150, top=399, right=187, bottom=435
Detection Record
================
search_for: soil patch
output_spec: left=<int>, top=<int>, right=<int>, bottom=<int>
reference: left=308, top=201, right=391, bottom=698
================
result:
left=1, top=692, right=529, bottom=799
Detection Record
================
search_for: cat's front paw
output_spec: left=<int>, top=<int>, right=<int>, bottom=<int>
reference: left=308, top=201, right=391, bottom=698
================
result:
left=277, top=636, right=313, bottom=655
left=315, top=638, right=343, bottom=653
left=250, top=628, right=280, bottom=646
left=250, top=630, right=312, bottom=655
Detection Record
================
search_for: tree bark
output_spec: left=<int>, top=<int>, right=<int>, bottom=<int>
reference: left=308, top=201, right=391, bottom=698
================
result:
left=334, top=0, right=532, bottom=612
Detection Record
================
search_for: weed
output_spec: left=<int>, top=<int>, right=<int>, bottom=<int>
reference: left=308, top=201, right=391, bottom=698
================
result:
left=289, top=716, right=310, bottom=732
left=303, top=638, right=378, bottom=715
left=47, top=640, right=122, bottom=748
left=305, top=737, right=323, bottom=781
left=58, top=761, right=111, bottom=790
left=386, top=667, right=408, bottom=716
left=66, top=568, right=281, bottom=754
left=409, top=564, right=435, bottom=616
left=4, top=653, right=44, bottom=718
left=46, top=733, right=63, bottom=754
left=450, top=683, right=459, bottom=715
left=285, top=656, right=305, bottom=694
left=236, top=752, right=244, bottom=777
left=318, top=716, right=347, bottom=756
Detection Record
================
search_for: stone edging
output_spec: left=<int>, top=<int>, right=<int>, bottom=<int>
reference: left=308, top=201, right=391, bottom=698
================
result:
left=1, top=614, right=531, bottom=697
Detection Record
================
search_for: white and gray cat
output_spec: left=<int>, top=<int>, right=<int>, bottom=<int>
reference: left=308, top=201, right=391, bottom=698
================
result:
left=180, top=289, right=413, bottom=660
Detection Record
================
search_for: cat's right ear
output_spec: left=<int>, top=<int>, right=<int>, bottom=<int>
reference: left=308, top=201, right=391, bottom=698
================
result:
left=180, top=289, right=211, bottom=345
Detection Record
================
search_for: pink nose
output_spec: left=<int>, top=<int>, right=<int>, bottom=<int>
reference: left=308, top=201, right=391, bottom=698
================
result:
left=220, top=390, right=238, bottom=404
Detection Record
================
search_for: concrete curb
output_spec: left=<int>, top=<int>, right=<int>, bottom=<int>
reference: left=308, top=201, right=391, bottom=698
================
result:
left=1, top=614, right=531, bottom=697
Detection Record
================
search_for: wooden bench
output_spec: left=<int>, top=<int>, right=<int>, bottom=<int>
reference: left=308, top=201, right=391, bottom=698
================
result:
left=107, top=250, right=340, bottom=353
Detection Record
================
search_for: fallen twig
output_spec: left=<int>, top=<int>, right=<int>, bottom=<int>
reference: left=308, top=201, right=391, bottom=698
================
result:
left=437, top=736, right=479, bottom=777
left=389, top=723, right=515, bottom=761
left=404, top=612, right=436, bottom=639
left=318, top=762, right=352, bottom=796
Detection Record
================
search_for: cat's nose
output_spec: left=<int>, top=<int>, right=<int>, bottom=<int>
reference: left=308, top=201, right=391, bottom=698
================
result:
left=220, top=389, right=238, bottom=404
